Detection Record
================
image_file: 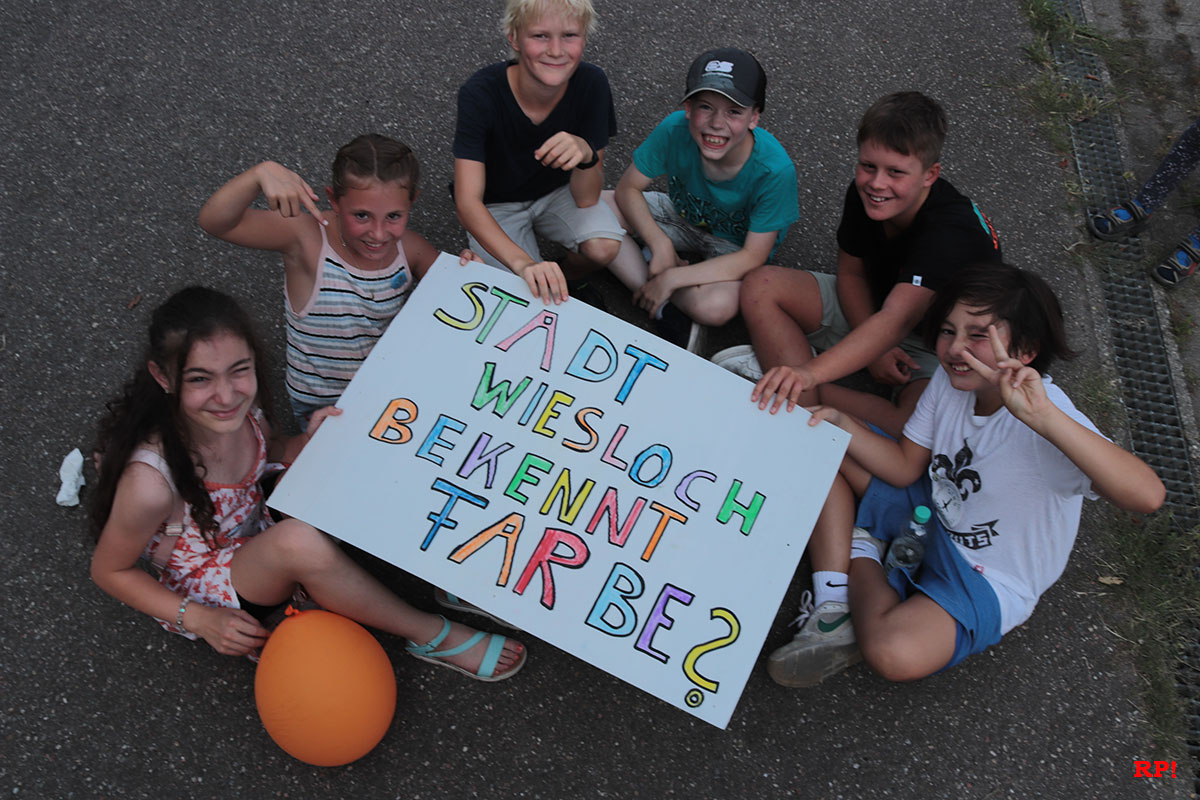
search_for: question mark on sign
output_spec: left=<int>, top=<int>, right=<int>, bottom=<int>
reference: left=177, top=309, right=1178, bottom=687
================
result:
left=681, top=608, right=740, bottom=707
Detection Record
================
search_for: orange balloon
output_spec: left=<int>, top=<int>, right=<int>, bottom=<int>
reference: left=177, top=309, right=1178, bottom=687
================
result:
left=255, top=610, right=396, bottom=766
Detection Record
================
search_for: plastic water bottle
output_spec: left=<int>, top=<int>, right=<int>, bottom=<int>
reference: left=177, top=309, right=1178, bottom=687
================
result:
left=884, top=505, right=933, bottom=576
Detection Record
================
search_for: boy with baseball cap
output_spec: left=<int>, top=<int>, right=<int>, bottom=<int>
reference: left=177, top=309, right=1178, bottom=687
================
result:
left=603, top=47, right=799, bottom=349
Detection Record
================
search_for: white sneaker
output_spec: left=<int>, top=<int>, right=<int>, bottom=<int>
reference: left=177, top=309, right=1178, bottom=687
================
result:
left=685, top=322, right=708, bottom=356
left=851, top=526, right=888, bottom=562
left=711, top=344, right=764, bottom=382
left=767, top=590, right=861, bottom=688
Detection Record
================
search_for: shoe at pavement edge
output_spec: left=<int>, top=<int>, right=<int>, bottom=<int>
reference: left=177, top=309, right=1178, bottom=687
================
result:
left=767, top=591, right=861, bottom=688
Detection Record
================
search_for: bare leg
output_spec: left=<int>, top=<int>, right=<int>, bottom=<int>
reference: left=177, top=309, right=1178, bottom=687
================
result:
left=601, top=191, right=652, bottom=293
left=740, top=266, right=826, bottom=406
left=230, top=520, right=523, bottom=676
left=847, top=557, right=957, bottom=681
left=563, top=236, right=621, bottom=278
left=806, top=473, right=857, bottom=574
left=605, top=235, right=652, bottom=293
left=741, top=266, right=825, bottom=368
left=805, top=448, right=876, bottom=574
left=671, top=280, right=741, bottom=326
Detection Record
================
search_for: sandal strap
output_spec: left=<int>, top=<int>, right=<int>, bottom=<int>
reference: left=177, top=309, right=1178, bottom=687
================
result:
left=1089, top=199, right=1151, bottom=241
left=411, top=628, right=506, bottom=679
left=1179, top=235, right=1200, bottom=261
left=476, top=633, right=507, bottom=678
left=406, top=615, right=453, bottom=655
left=421, top=630, right=489, bottom=660
left=406, top=614, right=505, bottom=677
left=1121, top=199, right=1149, bottom=222
left=1097, top=200, right=1147, bottom=225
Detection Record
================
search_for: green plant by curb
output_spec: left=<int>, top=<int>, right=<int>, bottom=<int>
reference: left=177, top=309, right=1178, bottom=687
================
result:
left=1094, top=511, right=1200, bottom=753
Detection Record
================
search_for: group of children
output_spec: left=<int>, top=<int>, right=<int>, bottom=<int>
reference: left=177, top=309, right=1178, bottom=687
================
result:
left=88, top=0, right=1167, bottom=695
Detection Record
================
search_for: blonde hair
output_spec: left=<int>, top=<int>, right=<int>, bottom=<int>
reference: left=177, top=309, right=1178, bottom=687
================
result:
left=502, top=0, right=597, bottom=42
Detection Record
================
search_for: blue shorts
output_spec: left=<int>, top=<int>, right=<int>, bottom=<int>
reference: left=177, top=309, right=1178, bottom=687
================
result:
left=855, top=473, right=1003, bottom=670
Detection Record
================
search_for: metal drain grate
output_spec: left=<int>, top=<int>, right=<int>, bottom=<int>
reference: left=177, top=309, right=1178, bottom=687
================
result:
left=1058, top=47, right=1199, bottom=523
left=1103, top=271, right=1199, bottom=513
left=1048, top=0, right=1200, bottom=780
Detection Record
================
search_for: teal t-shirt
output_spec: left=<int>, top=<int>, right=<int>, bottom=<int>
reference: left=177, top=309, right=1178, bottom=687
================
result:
left=632, top=110, right=799, bottom=258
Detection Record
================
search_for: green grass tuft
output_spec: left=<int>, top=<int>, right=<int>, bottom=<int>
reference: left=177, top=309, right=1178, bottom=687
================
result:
left=1020, top=0, right=1109, bottom=50
left=1094, top=511, right=1200, bottom=754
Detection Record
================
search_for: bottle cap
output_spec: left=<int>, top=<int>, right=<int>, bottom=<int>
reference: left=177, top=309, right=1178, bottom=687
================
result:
left=913, top=505, right=932, bottom=524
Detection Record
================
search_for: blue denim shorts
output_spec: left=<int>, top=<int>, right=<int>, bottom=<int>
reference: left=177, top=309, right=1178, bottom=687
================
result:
left=855, top=472, right=1003, bottom=670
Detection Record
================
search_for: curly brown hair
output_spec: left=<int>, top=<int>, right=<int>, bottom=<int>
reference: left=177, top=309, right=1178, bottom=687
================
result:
left=89, top=287, right=274, bottom=542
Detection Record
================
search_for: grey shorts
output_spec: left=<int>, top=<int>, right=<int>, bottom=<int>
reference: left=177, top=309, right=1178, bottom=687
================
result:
left=639, top=191, right=741, bottom=259
left=471, top=183, right=625, bottom=269
left=807, top=271, right=939, bottom=383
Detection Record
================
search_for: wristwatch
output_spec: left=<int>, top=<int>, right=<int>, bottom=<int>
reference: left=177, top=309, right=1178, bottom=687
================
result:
left=576, top=148, right=600, bottom=170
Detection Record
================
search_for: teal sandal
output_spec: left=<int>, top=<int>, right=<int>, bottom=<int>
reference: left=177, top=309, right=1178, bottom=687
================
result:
left=405, top=615, right=525, bottom=682
left=1087, top=199, right=1149, bottom=241
left=1151, top=232, right=1200, bottom=288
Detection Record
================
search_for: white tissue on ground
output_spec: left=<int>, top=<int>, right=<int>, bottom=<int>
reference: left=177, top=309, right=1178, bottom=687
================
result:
left=57, top=448, right=85, bottom=506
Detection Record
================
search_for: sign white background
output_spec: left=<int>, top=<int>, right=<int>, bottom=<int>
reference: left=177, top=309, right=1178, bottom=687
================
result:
left=270, top=256, right=848, bottom=727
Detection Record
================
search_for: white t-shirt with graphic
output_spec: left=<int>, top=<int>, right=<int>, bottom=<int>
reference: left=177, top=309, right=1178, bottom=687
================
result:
left=903, top=369, right=1102, bottom=634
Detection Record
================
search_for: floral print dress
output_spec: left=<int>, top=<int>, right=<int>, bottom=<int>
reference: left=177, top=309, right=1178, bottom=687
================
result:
left=131, top=412, right=272, bottom=640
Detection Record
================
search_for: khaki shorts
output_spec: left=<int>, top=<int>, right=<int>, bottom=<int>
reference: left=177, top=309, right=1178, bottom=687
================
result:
left=807, top=271, right=939, bottom=383
left=471, top=183, right=625, bottom=269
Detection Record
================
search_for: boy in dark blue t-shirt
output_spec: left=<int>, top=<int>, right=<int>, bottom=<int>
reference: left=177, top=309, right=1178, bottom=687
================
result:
left=453, top=0, right=624, bottom=305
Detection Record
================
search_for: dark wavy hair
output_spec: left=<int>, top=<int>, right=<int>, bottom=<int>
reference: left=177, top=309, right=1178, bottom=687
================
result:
left=330, top=133, right=420, bottom=199
left=88, top=287, right=274, bottom=542
left=922, top=263, right=1078, bottom=374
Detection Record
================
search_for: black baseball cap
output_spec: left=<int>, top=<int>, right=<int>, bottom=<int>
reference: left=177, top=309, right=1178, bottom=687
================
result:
left=682, top=48, right=767, bottom=110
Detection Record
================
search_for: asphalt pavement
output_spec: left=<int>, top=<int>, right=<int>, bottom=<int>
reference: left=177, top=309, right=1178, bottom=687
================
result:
left=1, top=1, right=1193, bottom=797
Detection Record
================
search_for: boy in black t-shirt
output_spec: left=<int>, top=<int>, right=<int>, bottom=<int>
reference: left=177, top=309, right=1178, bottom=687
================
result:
left=453, top=0, right=624, bottom=305
left=713, top=92, right=1001, bottom=435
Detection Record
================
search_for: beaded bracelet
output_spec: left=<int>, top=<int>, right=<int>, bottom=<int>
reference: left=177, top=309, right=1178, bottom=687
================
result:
left=175, top=596, right=191, bottom=631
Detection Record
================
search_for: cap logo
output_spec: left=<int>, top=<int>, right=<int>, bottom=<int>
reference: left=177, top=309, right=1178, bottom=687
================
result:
left=704, top=60, right=734, bottom=75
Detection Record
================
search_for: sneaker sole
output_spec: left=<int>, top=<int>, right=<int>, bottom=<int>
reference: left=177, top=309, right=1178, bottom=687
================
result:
left=710, top=344, right=764, bottom=381
left=766, top=638, right=862, bottom=688
left=1088, top=219, right=1147, bottom=242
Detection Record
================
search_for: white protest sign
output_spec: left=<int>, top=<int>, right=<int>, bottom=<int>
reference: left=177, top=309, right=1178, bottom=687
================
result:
left=269, top=256, right=848, bottom=728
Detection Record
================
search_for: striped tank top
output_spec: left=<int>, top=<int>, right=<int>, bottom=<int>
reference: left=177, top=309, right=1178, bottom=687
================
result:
left=285, top=227, right=413, bottom=404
